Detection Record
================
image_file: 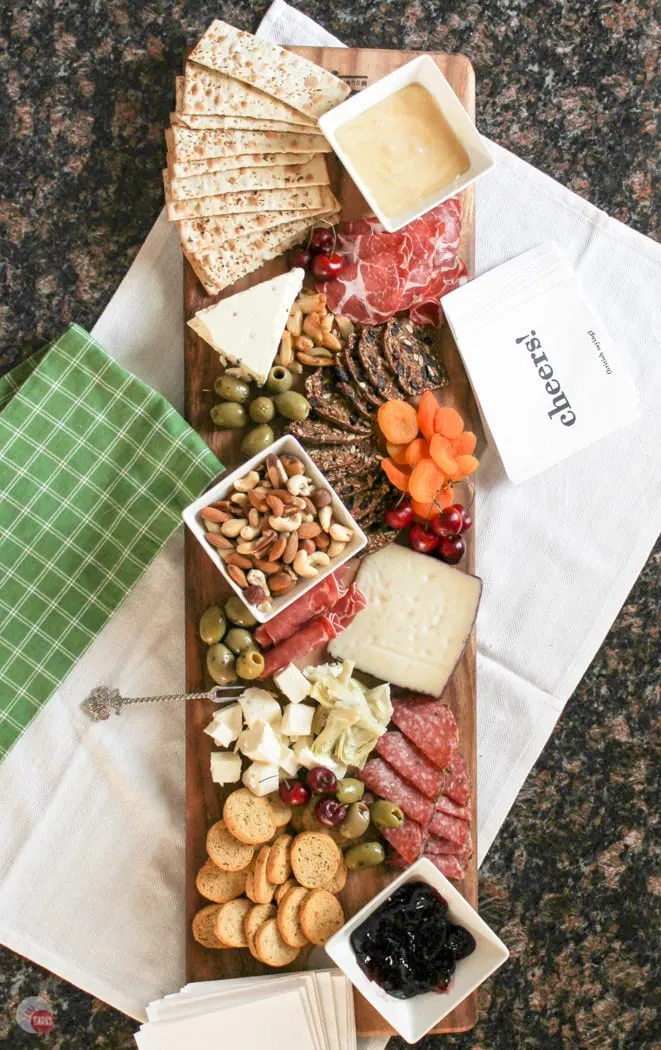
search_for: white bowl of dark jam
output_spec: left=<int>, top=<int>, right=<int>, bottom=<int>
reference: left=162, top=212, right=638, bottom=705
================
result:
left=325, top=858, right=509, bottom=1043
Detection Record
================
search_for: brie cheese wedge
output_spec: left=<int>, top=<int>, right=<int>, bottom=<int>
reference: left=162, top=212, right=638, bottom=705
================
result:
left=188, top=268, right=305, bottom=385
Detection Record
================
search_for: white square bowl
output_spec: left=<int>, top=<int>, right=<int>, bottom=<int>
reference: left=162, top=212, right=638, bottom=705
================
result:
left=325, top=858, right=509, bottom=1044
left=182, top=435, right=367, bottom=624
left=319, top=55, right=494, bottom=233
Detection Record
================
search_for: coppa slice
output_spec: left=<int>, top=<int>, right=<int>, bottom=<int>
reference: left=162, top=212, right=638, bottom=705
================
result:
left=360, top=757, right=434, bottom=826
left=254, top=572, right=342, bottom=648
left=391, top=697, right=459, bottom=770
left=376, top=731, right=445, bottom=801
left=329, top=544, right=482, bottom=697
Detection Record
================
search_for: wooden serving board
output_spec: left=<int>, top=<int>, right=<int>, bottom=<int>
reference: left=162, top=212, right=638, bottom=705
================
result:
left=184, top=48, right=478, bottom=1036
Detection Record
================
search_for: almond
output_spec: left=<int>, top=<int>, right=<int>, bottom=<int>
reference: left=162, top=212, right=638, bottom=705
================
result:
left=254, top=560, right=282, bottom=575
left=315, top=531, right=330, bottom=551
left=298, top=522, right=321, bottom=539
left=266, top=494, right=284, bottom=518
left=200, top=506, right=231, bottom=523
left=226, top=553, right=253, bottom=570
left=301, top=539, right=316, bottom=555
left=227, top=564, right=248, bottom=588
left=283, top=532, right=299, bottom=564
left=248, top=489, right=269, bottom=512
left=269, top=573, right=296, bottom=595
left=205, top=533, right=233, bottom=550
left=269, top=535, right=287, bottom=561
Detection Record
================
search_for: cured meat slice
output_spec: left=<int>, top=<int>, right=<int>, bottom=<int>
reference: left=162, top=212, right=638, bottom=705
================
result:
left=326, top=583, right=366, bottom=632
left=428, top=808, right=469, bottom=847
left=435, top=794, right=471, bottom=821
left=426, top=829, right=473, bottom=858
left=305, top=369, right=372, bottom=433
left=287, top=420, right=371, bottom=445
left=356, top=327, right=400, bottom=402
left=443, top=753, right=471, bottom=806
left=391, top=697, right=459, bottom=770
left=381, top=818, right=424, bottom=865
left=376, top=731, right=445, bottom=801
left=261, top=615, right=337, bottom=679
left=254, top=572, right=341, bottom=648
left=424, top=852, right=466, bottom=881
left=359, top=757, right=434, bottom=826
left=383, top=318, right=447, bottom=395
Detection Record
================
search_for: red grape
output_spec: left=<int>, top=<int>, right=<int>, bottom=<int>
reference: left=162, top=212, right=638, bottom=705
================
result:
left=437, top=535, right=465, bottom=565
left=430, top=506, right=464, bottom=538
left=385, top=500, right=414, bottom=530
left=290, top=248, right=312, bottom=270
left=279, top=779, right=310, bottom=807
left=309, top=228, right=335, bottom=254
left=409, top=523, right=438, bottom=554
left=311, top=252, right=345, bottom=279
left=306, top=766, right=337, bottom=794
left=315, top=798, right=348, bottom=827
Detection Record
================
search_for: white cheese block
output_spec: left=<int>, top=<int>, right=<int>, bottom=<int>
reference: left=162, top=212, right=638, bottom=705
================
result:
left=278, top=744, right=300, bottom=778
left=239, top=720, right=282, bottom=764
left=329, top=545, right=482, bottom=697
left=242, top=761, right=281, bottom=797
left=238, top=688, right=282, bottom=729
left=210, top=751, right=242, bottom=785
left=188, top=268, right=305, bottom=385
left=280, top=703, right=315, bottom=737
left=273, top=663, right=311, bottom=704
left=204, top=703, right=242, bottom=747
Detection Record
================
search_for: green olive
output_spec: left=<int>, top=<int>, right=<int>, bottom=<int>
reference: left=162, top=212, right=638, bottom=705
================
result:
left=236, top=648, right=265, bottom=680
left=336, top=778, right=365, bottom=805
left=199, top=605, right=227, bottom=645
left=240, top=424, right=275, bottom=458
left=274, top=391, right=311, bottom=422
left=224, top=627, right=254, bottom=654
left=339, top=801, right=371, bottom=840
left=370, top=799, right=405, bottom=829
left=266, top=366, right=293, bottom=394
left=224, top=595, right=257, bottom=627
left=210, top=402, right=247, bottom=429
left=248, top=396, right=275, bottom=424
left=214, top=375, right=250, bottom=403
left=344, top=841, right=385, bottom=870
left=206, top=643, right=237, bottom=685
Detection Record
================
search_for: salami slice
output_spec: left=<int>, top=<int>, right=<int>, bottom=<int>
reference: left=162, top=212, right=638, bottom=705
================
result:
left=254, top=572, right=341, bottom=648
left=261, top=615, right=336, bottom=679
left=428, top=808, right=469, bottom=847
left=381, top=818, right=424, bottom=865
left=376, top=731, right=445, bottom=801
left=391, top=696, right=458, bottom=770
left=443, top=753, right=471, bottom=806
left=426, top=830, right=473, bottom=858
left=435, top=795, right=471, bottom=821
left=424, top=852, right=466, bottom=881
left=359, top=757, right=434, bottom=826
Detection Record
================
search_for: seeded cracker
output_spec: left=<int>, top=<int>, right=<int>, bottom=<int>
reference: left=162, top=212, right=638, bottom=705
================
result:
left=341, top=343, right=385, bottom=409
left=357, top=326, right=401, bottom=401
left=305, top=369, right=372, bottom=434
left=287, top=419, right=372, bottom=445
left=384, top=317, right=449, bottom=395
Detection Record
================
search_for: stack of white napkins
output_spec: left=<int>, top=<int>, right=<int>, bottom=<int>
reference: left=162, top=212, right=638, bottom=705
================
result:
left=135, top=969, right=356, bottom=1050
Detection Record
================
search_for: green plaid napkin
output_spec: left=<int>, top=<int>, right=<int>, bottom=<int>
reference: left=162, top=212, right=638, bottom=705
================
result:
left=0, top=323, right=222, bottom=758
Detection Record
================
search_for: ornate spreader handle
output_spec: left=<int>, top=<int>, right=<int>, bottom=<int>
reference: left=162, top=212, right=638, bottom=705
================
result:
left=81, top=684, right=244, bottom=721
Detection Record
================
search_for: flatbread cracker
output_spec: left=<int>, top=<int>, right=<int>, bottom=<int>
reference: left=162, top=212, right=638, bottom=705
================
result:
left=183, top=61, right=316, bottom=126
left=170, top=124, right=330, bottom=162
left=178, top=204, right=336, bottom=253
left=169, top=152, right=314, bottom=179
left=172, top=112, right=313, bottom=133
left=167, top=154, right=330, bottom=202
left=164, top=174, right=338, bottom=222
left=185, top=214, right=339, bottom=295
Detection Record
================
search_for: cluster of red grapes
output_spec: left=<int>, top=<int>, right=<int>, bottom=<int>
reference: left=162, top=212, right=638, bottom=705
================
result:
left=279, top=765, right=346, bottom=826
left=289, top=227, right=346, bottom=280
left=385, top=500, right=473, bottom=565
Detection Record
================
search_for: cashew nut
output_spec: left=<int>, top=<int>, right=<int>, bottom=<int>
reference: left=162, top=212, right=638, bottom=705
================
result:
left=286, top=474, right=312, bottom=497
left=239, top=524, right=260, bottom=541
left=220, top=517, right=248, bottom=538
left=292, top=549, right=330, bottom=578
left=247, top=569, right=270, bottom=598
left=310, top=551, right=331, bottom=568
left=233, top=470, right=260, bottom=493
left=318, top=505, right=332, bottom=533
left=329, top=523, right=354, bottom=543
left=327, top=539, right=347, bottom=558
left=230, top=491, right=249, bottom=506
left=269, top=513, right=302, bottom=532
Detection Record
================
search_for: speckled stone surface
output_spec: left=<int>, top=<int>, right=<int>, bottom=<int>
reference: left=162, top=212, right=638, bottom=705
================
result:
left=0, top=1, right=659, bottom=1047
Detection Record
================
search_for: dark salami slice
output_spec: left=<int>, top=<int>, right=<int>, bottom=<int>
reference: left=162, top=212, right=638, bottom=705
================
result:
left=287, top=420, right=371, bottom=445
left=381, top=818, right=424, bottom=865
left=428, top=808, right=469, bottom=847
left=391, top=697, right=459, bottom=770
left=384, top=317, right=448, bottom=396
left=426, top=829, right=473, bottom=858
left=305, top=369, right=372, bottom=433
left=261, top=615, right=336, bottom=679
left=424, top=852, right=466, bottom=881
left=357, top=326, right=401, bottom=401
left=359, top=757, right=434, bottom=826
left=443, top=753, right=471, bottom=806
left=254, top=573, right=341, bottom=648
left=435, top=795, right=471, bottom=821
left=376, top=731, right=445, bottom=801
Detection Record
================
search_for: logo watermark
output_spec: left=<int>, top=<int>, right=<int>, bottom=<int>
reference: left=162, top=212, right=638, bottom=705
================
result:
left=16, top=996, right=55, bottom=1034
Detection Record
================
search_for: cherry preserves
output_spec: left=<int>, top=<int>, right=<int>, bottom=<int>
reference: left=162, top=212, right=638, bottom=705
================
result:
left=350, top=881, right=476, bottom=998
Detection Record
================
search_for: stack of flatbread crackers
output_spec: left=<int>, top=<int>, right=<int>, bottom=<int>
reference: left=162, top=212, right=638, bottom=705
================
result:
left=164, top=20, right=350, bottom=295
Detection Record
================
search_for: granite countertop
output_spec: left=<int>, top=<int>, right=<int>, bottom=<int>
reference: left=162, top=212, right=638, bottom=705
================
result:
left=0, top=1, right=659, bottom=1047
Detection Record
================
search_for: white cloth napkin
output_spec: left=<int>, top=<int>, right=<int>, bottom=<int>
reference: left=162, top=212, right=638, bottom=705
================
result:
left=1, top=0, right=660, bottom=1028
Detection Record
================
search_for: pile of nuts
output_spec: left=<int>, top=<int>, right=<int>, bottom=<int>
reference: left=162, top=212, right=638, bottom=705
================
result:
left=199, top=452, right=355, bottom=614
left=276, top=290, right=355, bottom=370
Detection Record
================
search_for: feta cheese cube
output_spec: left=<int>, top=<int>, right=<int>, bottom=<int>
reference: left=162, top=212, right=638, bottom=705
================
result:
left=291, top=742, right=347, bottom=780
left=278, top=744, right=300, bottom=778
left=239, top=720, right=282, bottom=764
left=273, top=664, right=311, bottom=704
left=280, top=703, right=315, bottom=737
left=210, top=752, right=242, bottom=785
left=238, top=688, right=282, bottom=729
left=242, top=761, right=280, bottom=797
left=204, top=703, right=243, bottom=747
